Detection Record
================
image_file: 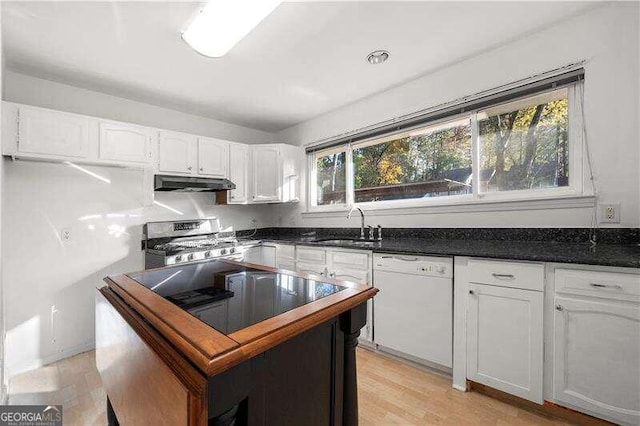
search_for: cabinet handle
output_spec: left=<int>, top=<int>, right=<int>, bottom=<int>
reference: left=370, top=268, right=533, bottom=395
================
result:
left=555, top=304, right=564, bottom=311
left=329, top=272, right=335, bottom=278
left=492, top=273, right=515, bottom=279
left=590, top=283, right=623, bottom=290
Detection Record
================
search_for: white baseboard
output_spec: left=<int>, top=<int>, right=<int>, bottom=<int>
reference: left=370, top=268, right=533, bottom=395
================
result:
left=6, top=341, right=95, bottom=380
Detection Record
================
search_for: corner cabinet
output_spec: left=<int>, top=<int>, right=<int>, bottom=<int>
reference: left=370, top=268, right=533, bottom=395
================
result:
left=250, top=144, right=300, bottom=203
left=228, top=143, right=249, bottom=203
left=552, top=268, right=640, bottom=425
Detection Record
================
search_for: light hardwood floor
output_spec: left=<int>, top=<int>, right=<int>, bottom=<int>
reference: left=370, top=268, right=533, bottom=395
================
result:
left=8, top=348, right=580, bottom=426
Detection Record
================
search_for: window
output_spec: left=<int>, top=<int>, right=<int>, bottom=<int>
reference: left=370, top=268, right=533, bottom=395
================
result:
left=308, top=78, right=583, bottom=211
left=352, top=118, right=472, bottom=202
left=478, top=88, right=569, bottom=192
left=315, top=147, right=347, bottom=206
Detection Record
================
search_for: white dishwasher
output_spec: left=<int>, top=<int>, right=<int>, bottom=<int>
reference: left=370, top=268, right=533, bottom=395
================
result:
left=373, top=253, right=453, bottom=369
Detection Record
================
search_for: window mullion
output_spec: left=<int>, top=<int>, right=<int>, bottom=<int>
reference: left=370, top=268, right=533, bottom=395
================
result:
left=345, top=143, right=354, bottom=206
left=471, top=112, right=480, bottom=198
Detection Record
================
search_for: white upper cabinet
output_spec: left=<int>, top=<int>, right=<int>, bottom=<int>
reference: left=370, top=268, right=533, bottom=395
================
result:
left=158, top=131, right=196, bottom=174
left=228, top=143, right=249, bottom=203
left=197, top=137, right=228, bottom=177
left=249, top=144, right=301, bottom=203
left=17, top=106, right=89, bottom=159
left=251, top=144, right=281, bottom=202
left=99, top=121, right=152, bottom=164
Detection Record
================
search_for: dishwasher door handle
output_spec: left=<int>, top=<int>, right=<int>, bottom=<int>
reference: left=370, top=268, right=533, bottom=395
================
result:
left=380, top=255, right=419, bottom=262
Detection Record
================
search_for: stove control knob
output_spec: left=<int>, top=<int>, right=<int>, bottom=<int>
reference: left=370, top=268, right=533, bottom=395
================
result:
left=175, top=255, right=183, bottom=263
left=435, top=265, right=445, bottom=274
left=220, top=249, right=228, bottom=255
left=229, top=247, right=236, bottom=254
left=204, top=251, right=211, bottom=258
left=187, top=253, right=194, bottom=261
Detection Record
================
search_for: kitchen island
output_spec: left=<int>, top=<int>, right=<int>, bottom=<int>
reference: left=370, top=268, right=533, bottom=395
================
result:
left=96, top=259, right=377, bottom=426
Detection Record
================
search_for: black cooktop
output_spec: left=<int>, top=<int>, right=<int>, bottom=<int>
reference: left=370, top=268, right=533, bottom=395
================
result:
left=128, top=260, right=345, bottom=335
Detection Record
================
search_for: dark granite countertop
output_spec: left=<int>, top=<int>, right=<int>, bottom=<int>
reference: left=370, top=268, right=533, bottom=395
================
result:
left=240, top=228, right=640, bottom=269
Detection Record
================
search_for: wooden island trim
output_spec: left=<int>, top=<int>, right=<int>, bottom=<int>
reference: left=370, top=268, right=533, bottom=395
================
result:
left=103, top=261, right=378, bottom=377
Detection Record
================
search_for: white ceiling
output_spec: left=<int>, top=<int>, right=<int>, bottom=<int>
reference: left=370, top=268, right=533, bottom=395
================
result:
left=2, top=1, right=597, bottom=132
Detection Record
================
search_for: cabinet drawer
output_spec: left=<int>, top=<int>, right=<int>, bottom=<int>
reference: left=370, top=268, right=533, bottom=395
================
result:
left=296, top=247, right=326, bottom=264
left=331, top=268, right=369, bottom=284
left=555, top=269, right=640, bottom=302
left=467, top=259, right=544, bottom=291
left=276, top=244, right=295, bottom=260
left=330, top=250, right=370, bottom=270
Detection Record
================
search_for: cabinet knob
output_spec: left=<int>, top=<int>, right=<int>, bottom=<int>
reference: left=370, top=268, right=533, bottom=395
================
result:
left=555, top=304, right=564, bottom=311
left=469, top=290, right=475, bottom=295
left=199, top=167, right=203, bottom=171
left=187, top=166, right=192, bottom=171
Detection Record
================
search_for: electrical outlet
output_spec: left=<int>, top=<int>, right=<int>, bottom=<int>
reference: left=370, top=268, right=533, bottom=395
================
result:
left=61, top=228, right=72, bottom=242
left=599, top=202, right=620, bottom=223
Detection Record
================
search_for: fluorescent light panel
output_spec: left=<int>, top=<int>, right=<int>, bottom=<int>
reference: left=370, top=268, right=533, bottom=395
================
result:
left=182, top=0, right=282, bottom=58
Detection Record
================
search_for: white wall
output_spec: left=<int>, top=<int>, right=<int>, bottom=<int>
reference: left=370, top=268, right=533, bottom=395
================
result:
left=1, top=69, right=280, bottom=378
left=3, top=71, right=275, bottom=145
left=1, top=160, right=276, bottom=377
left=0, top=0, right=6, bottom=401
left=276, top=3, right=640, bottom=229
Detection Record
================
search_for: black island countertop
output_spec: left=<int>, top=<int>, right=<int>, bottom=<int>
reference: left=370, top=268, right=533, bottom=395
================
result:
left=243, top=227, right=640, bottom=269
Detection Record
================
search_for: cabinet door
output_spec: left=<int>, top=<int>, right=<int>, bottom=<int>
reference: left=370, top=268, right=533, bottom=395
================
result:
left=467, top=284, right=543, bottom=403
left=226, top=274, right=246, bottom=334
left=99, top=122, right=151, bottom=164
left=197, top=137, right=228, bottom=177
left=158, top=131, right=195, bottom=174
left=18, top=106, right=89, bottom=158
left=261, top=245, right=276, bottom=268
left=553, top=297, right=640, bottom=424
left=251, top=145, right=281, bottom=202
left=244, top=247, right=262, bottom=265
left=189, top=301, right=228, bottom=334
left=249, top=274, right=277, bottom=323
left=228, top=143, right=249, bottom=203
left=296, top=262, right=327, bottom=278
left=332, top=267, right=376, bottom=345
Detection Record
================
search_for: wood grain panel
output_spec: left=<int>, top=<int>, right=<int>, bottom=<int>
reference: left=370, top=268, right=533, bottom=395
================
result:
left=96, top=288, right=208, bottom=426
left=104, top=260, right=378, bottom=377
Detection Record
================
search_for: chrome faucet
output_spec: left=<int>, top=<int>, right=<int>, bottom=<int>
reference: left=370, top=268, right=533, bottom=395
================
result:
left=347, top=206, right=366, bottom=239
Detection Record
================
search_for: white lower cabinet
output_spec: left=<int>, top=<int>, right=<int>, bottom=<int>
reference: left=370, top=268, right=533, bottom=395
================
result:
left=243, top=246, right=262, bottom=265
left=552, top=269, right=640, bottom=425
left=466, top=278, right=544, bottom=403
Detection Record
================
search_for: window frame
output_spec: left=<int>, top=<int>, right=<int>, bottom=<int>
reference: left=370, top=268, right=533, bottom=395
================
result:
left=306, top=82, right=585, bottom=213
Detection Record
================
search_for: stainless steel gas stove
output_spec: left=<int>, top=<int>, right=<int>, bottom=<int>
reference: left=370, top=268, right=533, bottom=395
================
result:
left=143, top=219, right=259, bottom=269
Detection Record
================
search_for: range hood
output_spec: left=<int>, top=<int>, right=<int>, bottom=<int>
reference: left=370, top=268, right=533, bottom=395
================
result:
left=154, top=174, right=236, bottom=192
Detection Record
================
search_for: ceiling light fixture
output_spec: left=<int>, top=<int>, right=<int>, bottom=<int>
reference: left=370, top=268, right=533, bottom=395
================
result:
left=182, top=0, right=282, bottom=58
left=367, top=50, right=390, bottom=65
